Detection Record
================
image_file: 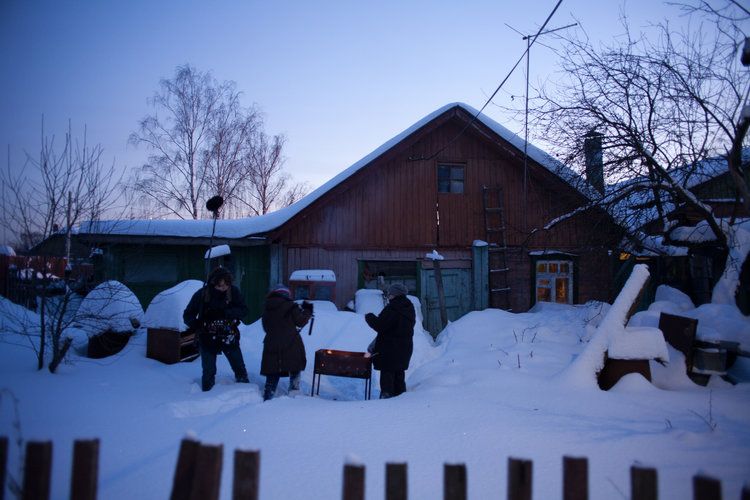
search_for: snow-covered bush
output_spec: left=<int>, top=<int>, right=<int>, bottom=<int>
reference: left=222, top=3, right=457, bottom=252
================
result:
left=75, top=281, right=143, bottom=336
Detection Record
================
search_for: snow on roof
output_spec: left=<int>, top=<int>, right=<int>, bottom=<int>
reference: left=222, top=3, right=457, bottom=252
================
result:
left=0, top=245, right=16, bottom=256
left=79, top=103, right=584, bottom=240
left=205, top=244, right=231, bottom=259
left=605, top=149, right=746, bottom=234
left=289, top=269, right=336, bottom=282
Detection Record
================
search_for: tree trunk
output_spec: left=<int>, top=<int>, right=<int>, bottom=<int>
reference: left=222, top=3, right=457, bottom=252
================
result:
left=48, top=337, right=72, bottom=373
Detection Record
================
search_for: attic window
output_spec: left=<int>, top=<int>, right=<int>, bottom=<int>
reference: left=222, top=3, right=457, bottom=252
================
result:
left=438, top=164, right=464, bottom=193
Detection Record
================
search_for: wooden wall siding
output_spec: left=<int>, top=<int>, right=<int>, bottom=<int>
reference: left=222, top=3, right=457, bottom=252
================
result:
left=285, top=245, right=613, bottom=312
left=279, top=115, right=614, bottom=251
left=285, top=247, right=468, bottom=309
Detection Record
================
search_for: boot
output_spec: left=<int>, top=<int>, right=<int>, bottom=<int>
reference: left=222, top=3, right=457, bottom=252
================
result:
left=236, top=374, right=249, bottom=383
left=263, top=387, right=275, bottom=401
left=289, top=372, right=301, bottom=392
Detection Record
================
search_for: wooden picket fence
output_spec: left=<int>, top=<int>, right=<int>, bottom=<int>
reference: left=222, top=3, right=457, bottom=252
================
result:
left=1, top=436, right=748, bottom=500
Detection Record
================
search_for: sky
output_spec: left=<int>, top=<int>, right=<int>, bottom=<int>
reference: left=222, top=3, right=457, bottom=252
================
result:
left=1, top=272, right=749, bottom=499
left=0, top=0, right=686, bottom=193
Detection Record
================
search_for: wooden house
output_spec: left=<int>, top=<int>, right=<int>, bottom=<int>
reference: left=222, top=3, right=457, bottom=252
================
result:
left=77, top=103, right=624, bottom=334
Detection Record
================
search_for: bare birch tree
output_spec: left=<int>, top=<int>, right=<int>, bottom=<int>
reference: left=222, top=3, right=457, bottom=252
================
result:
left=129, top=64, right=226, bottom=219
left=130, top=64, right=307, bottom=220
left=1, top=119, right=123, bottom=372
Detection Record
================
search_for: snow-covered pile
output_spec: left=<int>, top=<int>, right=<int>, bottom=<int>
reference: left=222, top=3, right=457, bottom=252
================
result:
left=74, top=280, right=144, bottom=335
left=143, top=280, right=203, bottom=331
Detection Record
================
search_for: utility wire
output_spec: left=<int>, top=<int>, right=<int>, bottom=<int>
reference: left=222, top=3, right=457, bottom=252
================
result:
left=409, top=0, right=564, bottom=162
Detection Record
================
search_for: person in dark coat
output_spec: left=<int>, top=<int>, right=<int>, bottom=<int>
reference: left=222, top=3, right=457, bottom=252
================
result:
left=260, top=284, right=312, bottom=400
left=183, top=267, right=249, bottom=392
left=365, top=282, right=416, bottom=398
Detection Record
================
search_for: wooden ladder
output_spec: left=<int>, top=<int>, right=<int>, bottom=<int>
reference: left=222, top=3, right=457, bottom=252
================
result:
left=482, top=185, right=511, bottom=310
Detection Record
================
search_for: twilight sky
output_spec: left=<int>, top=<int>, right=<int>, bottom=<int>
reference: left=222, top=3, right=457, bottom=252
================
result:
left=1, top=0, right=684, bottom=193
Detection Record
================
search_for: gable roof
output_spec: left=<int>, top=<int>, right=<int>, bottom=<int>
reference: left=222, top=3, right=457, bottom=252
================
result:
left=79, top=103, right=588, bottom=240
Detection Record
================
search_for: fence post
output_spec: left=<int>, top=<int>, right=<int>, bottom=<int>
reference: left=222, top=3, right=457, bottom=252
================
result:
left=0, top=436, right=7, bottom=500
left=189, top=443, right=223, bottom=500
left=385, top=463, right=407, bottom=500
left=693, top=475, right=721, bottom=500
left=232, top=449, right=260, bottom=500
left=742, top=485, right=750, bottom=500
left=70, top=439, right=99, bottom=500
left=22, top=441, right=52, bottom=500
left=508, top=458, right=532, bottom=500
left=563, top=456, right=588, bottom=500
left=630, top=466, right=657, bottom=500
left=342, top=464, right=365, bottom=500
left=444, top=463, right=466, bottom=500
left=170, top=438, right=200, bottom=500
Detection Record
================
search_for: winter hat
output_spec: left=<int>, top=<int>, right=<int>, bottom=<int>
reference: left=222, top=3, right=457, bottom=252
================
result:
left=387, top=282, right=408, bottom=298
left=208, top=266, right=233, bottom=285
left=271, top=283, right=291, bottom=298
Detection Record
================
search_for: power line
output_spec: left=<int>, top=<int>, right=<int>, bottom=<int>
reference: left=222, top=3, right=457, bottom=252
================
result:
left=408, top=0, right=565, bottom=162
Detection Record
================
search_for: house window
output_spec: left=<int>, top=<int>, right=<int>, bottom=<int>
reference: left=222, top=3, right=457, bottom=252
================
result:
left=438, top=164, right=464, bottom=193
left=359, top=260, right=417, bottom=294
left=535, top=260, right=574, bottom=304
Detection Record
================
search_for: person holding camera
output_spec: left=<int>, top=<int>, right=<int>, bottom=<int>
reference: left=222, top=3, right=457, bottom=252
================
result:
left=365, top=282, right=416, bottom=398
left=260, top=284, right=313, bottom=400
left=183, top=267, right=250, bottom=392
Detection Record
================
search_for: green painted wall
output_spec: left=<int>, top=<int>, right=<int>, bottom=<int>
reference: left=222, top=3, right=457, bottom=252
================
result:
left=100, top=243, right=270, bottom=323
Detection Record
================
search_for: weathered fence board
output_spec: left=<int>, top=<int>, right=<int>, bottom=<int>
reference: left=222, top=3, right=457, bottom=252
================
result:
left=170, top=439, right=199, bottom=500
left=232, top=449, right=260, bottom=500
left=563, top=456, right=588, bottom=500
left=189, top=443, right=223, bottom=500
left=342, top=463, right=365, bottom=500
left=508, top=458, right=532, bottom=500
left=631, top=466, right=657, bottom=500
left=70, top=439, right=99, bottom=500
left=444, top=463, right=467, bottom=500
left=694, top=475, right=722, bottom=500
left=22, top=441, right=52, bottom=500
left=0, top=436, right=7, bottom=500
left=385, top=462, right=407, bottom=500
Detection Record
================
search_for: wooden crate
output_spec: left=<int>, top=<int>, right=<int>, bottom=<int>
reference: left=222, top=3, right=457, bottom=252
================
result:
left=146, top=328, right=198, bottom=364
left=597, top=357, right=651, bottom=391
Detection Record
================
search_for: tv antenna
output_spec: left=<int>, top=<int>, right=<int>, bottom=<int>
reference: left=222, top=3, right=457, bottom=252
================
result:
left=505, top=21, right=577, bottom=233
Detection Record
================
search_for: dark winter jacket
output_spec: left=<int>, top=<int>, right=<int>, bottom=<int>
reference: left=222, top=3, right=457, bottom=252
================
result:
left=260, top=292, right=312, bottom=376
left=365, top=295, right=415, bottom=372
left=183, top=285, right=248, bottom=351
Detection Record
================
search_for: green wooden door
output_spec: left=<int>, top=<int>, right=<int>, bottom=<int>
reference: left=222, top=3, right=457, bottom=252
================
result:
left=419, top=265, right=472, bottom=337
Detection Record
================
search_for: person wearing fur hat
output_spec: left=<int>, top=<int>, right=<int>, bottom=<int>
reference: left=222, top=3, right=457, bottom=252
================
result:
left=183, top=266, right=250, bottom=392
left=260, top=284, right=313, bottom=400
left=365, top=282, right=416, bottom=398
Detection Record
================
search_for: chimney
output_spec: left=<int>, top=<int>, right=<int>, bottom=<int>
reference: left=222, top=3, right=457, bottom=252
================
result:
left=583, top=130, right=604, bottom=195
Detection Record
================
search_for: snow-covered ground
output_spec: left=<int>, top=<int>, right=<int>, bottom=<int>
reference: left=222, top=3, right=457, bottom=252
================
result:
left=0, top=283, right=749, bottom=499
